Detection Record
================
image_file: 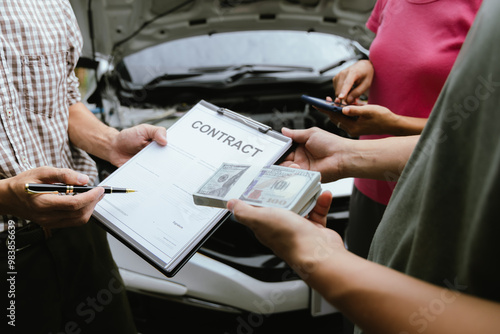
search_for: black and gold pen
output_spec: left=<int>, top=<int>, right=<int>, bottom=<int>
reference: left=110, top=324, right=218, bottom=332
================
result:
left=25, top=183, right=136, bottom=194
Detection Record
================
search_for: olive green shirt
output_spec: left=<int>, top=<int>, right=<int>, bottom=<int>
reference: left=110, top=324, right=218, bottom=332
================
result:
left=356, top=0, right=500, bottom=332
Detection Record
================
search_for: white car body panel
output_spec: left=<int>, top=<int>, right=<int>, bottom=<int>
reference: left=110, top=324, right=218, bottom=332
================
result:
left=108, top=178, right=353, bottom=314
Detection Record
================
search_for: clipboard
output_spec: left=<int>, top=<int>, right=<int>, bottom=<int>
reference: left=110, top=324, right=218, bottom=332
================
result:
left=92, top=100, right=293, bottom=277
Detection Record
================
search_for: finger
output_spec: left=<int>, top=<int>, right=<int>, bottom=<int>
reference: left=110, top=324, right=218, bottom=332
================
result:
left=332, top=73, right=345, bottom=96
left=346, top=81, right=371, bottom=103
left=31, top=197, right=101, bottom=228
left=322, top=109, right=343, bottom=124
left=32, top=188, right=105, bottom=228
left=288, top=163, right=301, bottom=169
left=141, top=124, right=167, bottom=146
left=281, top=127, right=315, bottom=144
left=314, top=106, right=332, bottom=118
left=332, top=73, right=348, bottom=99
left=228, top=199, right=295, bottom=230
left=35, top=167, right=90, bottom=186
left=35, top=207, right=92, bottom=228
left=281, top=151, right=295, bottom=164
left=342, top=105, right=368, bottom=117
left=36, top=187, right=104, bottom=212
left=326, top=96, right=346, bottom=108
left=38, top=204, right=99, bottom=228
left=289, top=146, right=312, bottom=169
left=337, top=74, right=358, bottom=101
left=326, top=112, right=355, bottom=129
left=227, top=199, right=260, bottom=228
left=280, top=127, right=294, bottom=139
left=280, top=161, right=294, bottom=167
left=152, top=126, right=167, bottom=146
left=307, top=191, right=333, bottom=227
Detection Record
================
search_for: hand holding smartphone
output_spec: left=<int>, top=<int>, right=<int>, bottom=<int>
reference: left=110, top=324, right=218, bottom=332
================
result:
left=300, top=95, right=357, bottom=120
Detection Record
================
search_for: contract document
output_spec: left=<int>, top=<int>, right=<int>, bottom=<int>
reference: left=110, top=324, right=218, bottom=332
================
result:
left=92, top=100, right=292, bottom=277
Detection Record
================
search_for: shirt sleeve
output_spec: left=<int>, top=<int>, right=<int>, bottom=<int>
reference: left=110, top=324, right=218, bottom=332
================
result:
left=64, top=0, right=83, bottom=106
left=67, top=69, right=82, bottom=107
left=366, top=0, right=387, bottom=34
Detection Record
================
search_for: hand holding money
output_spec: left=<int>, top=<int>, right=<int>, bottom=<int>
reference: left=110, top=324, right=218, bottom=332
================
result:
left=193, top=163, right=321, bottom=216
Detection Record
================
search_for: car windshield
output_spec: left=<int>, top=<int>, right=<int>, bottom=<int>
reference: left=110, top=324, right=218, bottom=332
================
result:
left=121, top=30, right=355, bottom=85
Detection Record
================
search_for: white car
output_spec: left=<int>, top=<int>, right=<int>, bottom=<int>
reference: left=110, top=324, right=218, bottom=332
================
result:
left=70, top=0, right=374, bottom=331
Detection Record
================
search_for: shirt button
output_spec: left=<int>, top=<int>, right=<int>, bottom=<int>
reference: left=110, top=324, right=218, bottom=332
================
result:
left=21, top=156, right=27, bottom=163
left=6, top=109, right=13, bottom=118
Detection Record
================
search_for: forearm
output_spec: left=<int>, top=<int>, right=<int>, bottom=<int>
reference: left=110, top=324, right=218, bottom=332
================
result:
left=300, top=252, right=500, bottom=334
left=68, top=102, right=119, bottom=161
left=387, top=115, right=428, bottom=136
left=341, top=135, right=419, bottom=180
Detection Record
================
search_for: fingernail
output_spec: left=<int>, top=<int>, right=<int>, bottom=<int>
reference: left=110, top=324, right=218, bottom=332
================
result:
left=338, top=93, right=345, bottom=98
left=77, top=173, right=89, bottom=184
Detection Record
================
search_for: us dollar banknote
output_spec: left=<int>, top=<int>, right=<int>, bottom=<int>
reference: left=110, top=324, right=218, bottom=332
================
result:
left=196, top=164, right=250, bottom=198
left=239, top=165, right=318, bottom=210
left=193, top=163, right=321, bottom=214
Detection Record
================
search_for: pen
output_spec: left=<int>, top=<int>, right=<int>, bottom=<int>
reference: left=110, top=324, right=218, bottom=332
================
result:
left=25, top=183, right=137, bottom=194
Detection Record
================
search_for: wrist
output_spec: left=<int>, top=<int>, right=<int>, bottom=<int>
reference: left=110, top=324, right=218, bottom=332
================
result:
left=358, top=59, right=374, bottom=75
left=104, top=126, right=121, bottom=157
left=336, top=138, right=367, bottom=179
left=387, top=115, right=427, bottom=136
left=93, top=126, right=120, bottom=161
left=68, top=102, right=120, bottom=161
left=0, top=178, right=19, bottom=216
left=299, top=248, right=367, bottom=304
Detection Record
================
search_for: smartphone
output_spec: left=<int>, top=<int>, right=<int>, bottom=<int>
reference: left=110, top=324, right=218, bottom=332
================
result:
left=301, top=95, right=357, bottom=119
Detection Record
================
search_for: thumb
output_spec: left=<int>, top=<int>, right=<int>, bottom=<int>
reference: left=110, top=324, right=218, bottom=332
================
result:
left=227, top=199, right=251, bottom=222
left=228, top=198, right=297, bottom=230
left=281, top=127, right=312, bottom=144
left=142, top=124, right=167, bottom=146
left=227, top=199, right=266, bottom=228
left=288, top=163, right=302, bottom=170
left=342, top=105, right=368, bottom=117
left=36, top=167, right=89, bottom=185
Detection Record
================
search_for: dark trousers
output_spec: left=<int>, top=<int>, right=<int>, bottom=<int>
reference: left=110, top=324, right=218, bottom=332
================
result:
left=1, top=220, right=137, bottom=334
left=345, top=186, right=387, bottom=259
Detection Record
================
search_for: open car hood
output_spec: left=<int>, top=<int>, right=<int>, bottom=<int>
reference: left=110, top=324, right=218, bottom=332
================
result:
left=69, top=0, right=375, bottom=64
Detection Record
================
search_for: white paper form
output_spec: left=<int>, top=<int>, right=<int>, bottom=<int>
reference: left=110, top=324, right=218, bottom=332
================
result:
left=93, top=101, right=292, bottom=276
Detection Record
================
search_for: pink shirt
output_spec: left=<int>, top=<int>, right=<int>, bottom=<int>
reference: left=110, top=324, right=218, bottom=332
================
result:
left=355, top=0, right=482, bottom=205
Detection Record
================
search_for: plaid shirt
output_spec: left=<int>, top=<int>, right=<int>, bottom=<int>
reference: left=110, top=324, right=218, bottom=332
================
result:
left=0, top=0, right=98, bottom=231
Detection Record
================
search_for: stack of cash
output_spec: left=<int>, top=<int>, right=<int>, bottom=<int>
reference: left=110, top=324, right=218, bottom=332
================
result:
left=193, top=163, right=321, bottom=216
